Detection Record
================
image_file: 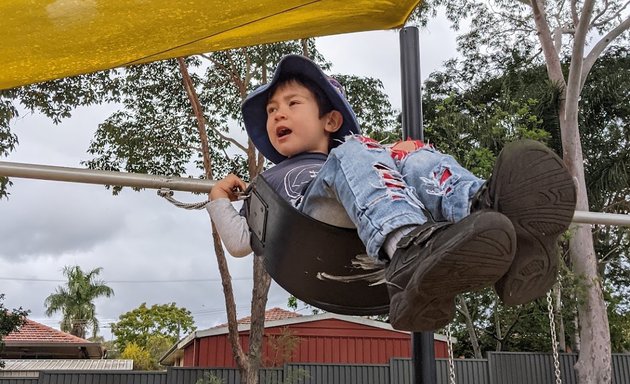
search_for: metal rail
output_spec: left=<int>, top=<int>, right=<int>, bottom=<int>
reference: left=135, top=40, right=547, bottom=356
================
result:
left=1, top=160, right=628, bottom=226
left=0, top=160, right=215, bottom=193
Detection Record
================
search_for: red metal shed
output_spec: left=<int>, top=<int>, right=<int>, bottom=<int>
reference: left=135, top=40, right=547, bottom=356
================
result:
left=160, top=308, right=452, bottom=368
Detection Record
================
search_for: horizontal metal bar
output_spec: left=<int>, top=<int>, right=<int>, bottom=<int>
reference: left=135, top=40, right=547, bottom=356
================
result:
left=0, top=160, right=215, bottom=193
left=0, top=161, right=628, bottom=226
left=572, top=210, right=630, bottom=226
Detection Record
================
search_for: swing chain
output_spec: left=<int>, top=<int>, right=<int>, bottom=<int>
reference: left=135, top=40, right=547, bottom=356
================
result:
left=157, top=188, right=210, bottom=210
left=546, top=289, right=562, bottom=384
left=446, top=324, right=456, bottom=384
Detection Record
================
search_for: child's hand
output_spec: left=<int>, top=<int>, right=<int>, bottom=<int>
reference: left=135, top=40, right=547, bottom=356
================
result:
left=210, top=174, right=247, bottom=201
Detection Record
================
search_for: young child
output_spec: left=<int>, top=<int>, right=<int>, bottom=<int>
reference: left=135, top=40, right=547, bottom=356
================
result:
left=208, top=55, right=576, bottom=331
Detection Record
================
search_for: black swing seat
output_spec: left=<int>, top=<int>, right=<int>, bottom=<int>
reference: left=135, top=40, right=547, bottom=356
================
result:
left=245, top=176, right=390, bottom=316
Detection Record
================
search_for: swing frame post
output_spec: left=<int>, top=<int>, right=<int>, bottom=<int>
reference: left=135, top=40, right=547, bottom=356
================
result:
left=400, top=26, right=437, bottom=384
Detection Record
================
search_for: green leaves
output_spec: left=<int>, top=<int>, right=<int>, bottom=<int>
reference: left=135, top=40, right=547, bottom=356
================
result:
left=111, top=302, right=196, bottom=369
left=0, top=293, right=29, bottom=368
left=333, top=74, right=399, bottom=142
left=0, top=96, right=19, bottom=199
left=111, top=302, right=196, bottom=353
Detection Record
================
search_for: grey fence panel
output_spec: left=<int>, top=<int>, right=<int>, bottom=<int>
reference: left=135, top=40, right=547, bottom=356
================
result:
left=167, top=368, right=240, bottom=384
left=389, top=358, right=411, bottom=384
left=24, top=353, right=630, bottom=384
left=0, top=379, right=39, bottom=384
left=558, top=353, right=578, bottom=384
left=436, top=358, right=489, bottom=384
left=285, top=363, right=389, bottom=384
left=39, top=371, right=167, bottom=384
left=613, top=354, right=630, bottom=384
left=488, top=352, right=556, bottom=384
left=259, top=368, right=283, bottom=384
left=488, top=352, right=582, bottom=384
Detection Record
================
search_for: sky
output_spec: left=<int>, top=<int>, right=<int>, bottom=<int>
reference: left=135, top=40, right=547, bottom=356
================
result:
left=0, top=18, right=459, bottom=341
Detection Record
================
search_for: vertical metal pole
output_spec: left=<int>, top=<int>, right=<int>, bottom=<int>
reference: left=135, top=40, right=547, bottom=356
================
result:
left=400, top=26, right=436, bottom=384
left=400, top=27, right=424, bottom=142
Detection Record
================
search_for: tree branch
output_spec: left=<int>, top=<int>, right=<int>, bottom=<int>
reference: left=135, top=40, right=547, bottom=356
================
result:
left=571, top=0, right=580, bottom=28
left=581, top=16, right=630, bottom=89
left=178, top=56, right=250, bottom=370
left=204, top=117, right=248, bottom=152
left=501, top=309, right=524, bottom=341
left=590, top=0, right=611, bottom=26
left=242, top=48, right=253, bottom=95
left=530, top=0, right=566, bottom=86
left=177, top=58, right=212, bottom=178
left=201, top=53, right=245, bottom=93
left=562, top=0, right=595, bottom=114
left=210, top=222, right=250, bottom=369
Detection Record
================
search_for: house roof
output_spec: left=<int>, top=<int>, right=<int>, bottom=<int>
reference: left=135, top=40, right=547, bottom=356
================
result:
left=236, top=307, right=302, bottom=324
left=214, top=307, right=302, bottom=328
left=2, top=319, right=104, bottom=359
left=4, top=319, right=95, bottom=345
left=160, top=307, right=452, bottom=365
left=0, top=359, right=133, bottom=377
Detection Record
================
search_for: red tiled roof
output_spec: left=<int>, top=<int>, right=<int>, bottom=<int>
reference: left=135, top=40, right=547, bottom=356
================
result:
left=4, top=318, right=93, bottom=344
left=238, top=307, right=301, bottom=324
left=215, top=307, right=301, bottom=328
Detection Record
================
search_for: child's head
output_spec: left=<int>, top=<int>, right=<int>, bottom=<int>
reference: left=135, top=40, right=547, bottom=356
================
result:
left=242, top=55, right=360, bottom=164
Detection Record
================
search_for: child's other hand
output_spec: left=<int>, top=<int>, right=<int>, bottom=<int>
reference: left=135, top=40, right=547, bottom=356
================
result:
left=210, top=174, right=247, bottom=201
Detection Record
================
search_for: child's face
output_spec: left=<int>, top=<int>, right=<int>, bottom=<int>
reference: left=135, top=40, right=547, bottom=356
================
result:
left=266, top=81, right=342, bottom=159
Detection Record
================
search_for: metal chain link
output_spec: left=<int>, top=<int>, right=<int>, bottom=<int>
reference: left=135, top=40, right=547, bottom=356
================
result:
left=547, top=290, right=562, bottom=384
left=157, top=188, right=210, bottom=210
left=446, top=324, right=456, bottom=384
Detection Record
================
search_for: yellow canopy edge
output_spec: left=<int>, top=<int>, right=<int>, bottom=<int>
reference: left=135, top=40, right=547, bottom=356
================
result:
left=1, top=0, right=420, bottom=90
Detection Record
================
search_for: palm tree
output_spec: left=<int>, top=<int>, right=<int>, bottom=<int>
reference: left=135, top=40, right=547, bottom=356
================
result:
left=44, top=266, right=114, bottom=339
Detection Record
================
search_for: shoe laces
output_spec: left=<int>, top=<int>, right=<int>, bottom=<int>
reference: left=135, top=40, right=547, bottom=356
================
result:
left=470, top=180, right=492, bottom=211
left=397, top=221, right=451, bottom=250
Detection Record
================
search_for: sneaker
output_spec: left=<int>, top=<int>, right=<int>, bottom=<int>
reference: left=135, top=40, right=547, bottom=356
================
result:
left=385, top=211, right=516, bottom=331
left=471, top=139, right=577, bottom=306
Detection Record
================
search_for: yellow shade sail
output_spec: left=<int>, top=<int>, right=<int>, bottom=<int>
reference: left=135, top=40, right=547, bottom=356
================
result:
left=1, top=0, right=420, bottom=90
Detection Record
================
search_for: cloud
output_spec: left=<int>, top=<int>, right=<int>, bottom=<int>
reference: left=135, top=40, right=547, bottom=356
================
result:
left=0, top=181, right=126, bottom=259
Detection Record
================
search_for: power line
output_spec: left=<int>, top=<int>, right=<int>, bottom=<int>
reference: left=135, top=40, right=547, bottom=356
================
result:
left=0, top=276, right=253, bottom=283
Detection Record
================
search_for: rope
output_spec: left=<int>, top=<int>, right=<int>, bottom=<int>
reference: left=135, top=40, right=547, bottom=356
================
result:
left=547, top=289, right=563, bottom=384
left=446, top=324, right=456, bottom=384
left=157, top=188, right=210, bottom=210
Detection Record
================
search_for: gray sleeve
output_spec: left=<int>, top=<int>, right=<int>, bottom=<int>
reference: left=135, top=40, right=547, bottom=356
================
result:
left=206, top=198, right=252, bottom=257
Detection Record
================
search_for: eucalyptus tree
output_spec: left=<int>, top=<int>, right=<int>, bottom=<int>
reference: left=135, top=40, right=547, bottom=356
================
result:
left=422, top=36, right=629, bottom=374
left=44, top=265, right=114, bottom=339
left=411, top=0, right=629, bottom=380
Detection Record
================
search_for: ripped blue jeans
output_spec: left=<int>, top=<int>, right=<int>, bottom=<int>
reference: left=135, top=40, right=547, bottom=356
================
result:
left=298, top=136, right=485, bottom=258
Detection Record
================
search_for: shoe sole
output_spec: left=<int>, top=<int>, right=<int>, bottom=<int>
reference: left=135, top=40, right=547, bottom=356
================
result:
left=491, top=140, right=577, bottom=305
left=389, top=211, right=515, bottom=331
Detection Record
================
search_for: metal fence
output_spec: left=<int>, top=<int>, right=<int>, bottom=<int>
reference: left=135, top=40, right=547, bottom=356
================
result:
left=2, top=353, right=630, bottom=384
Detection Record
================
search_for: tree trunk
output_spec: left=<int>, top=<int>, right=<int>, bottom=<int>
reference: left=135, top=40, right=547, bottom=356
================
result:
left=529, top=0, right=613, bottom=380
left=494, top=302, right=502, bottom=352
left=554, top=284, right=566, bottom=352
left=574, top=310, right=581, bottom=352
left=558, top=97, right=612, bottom=383
left=245, top=256, right=272, bottom=384
left=177, top=57, right=252, bottom=379
left=457, top=296, right=482, bottom=359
